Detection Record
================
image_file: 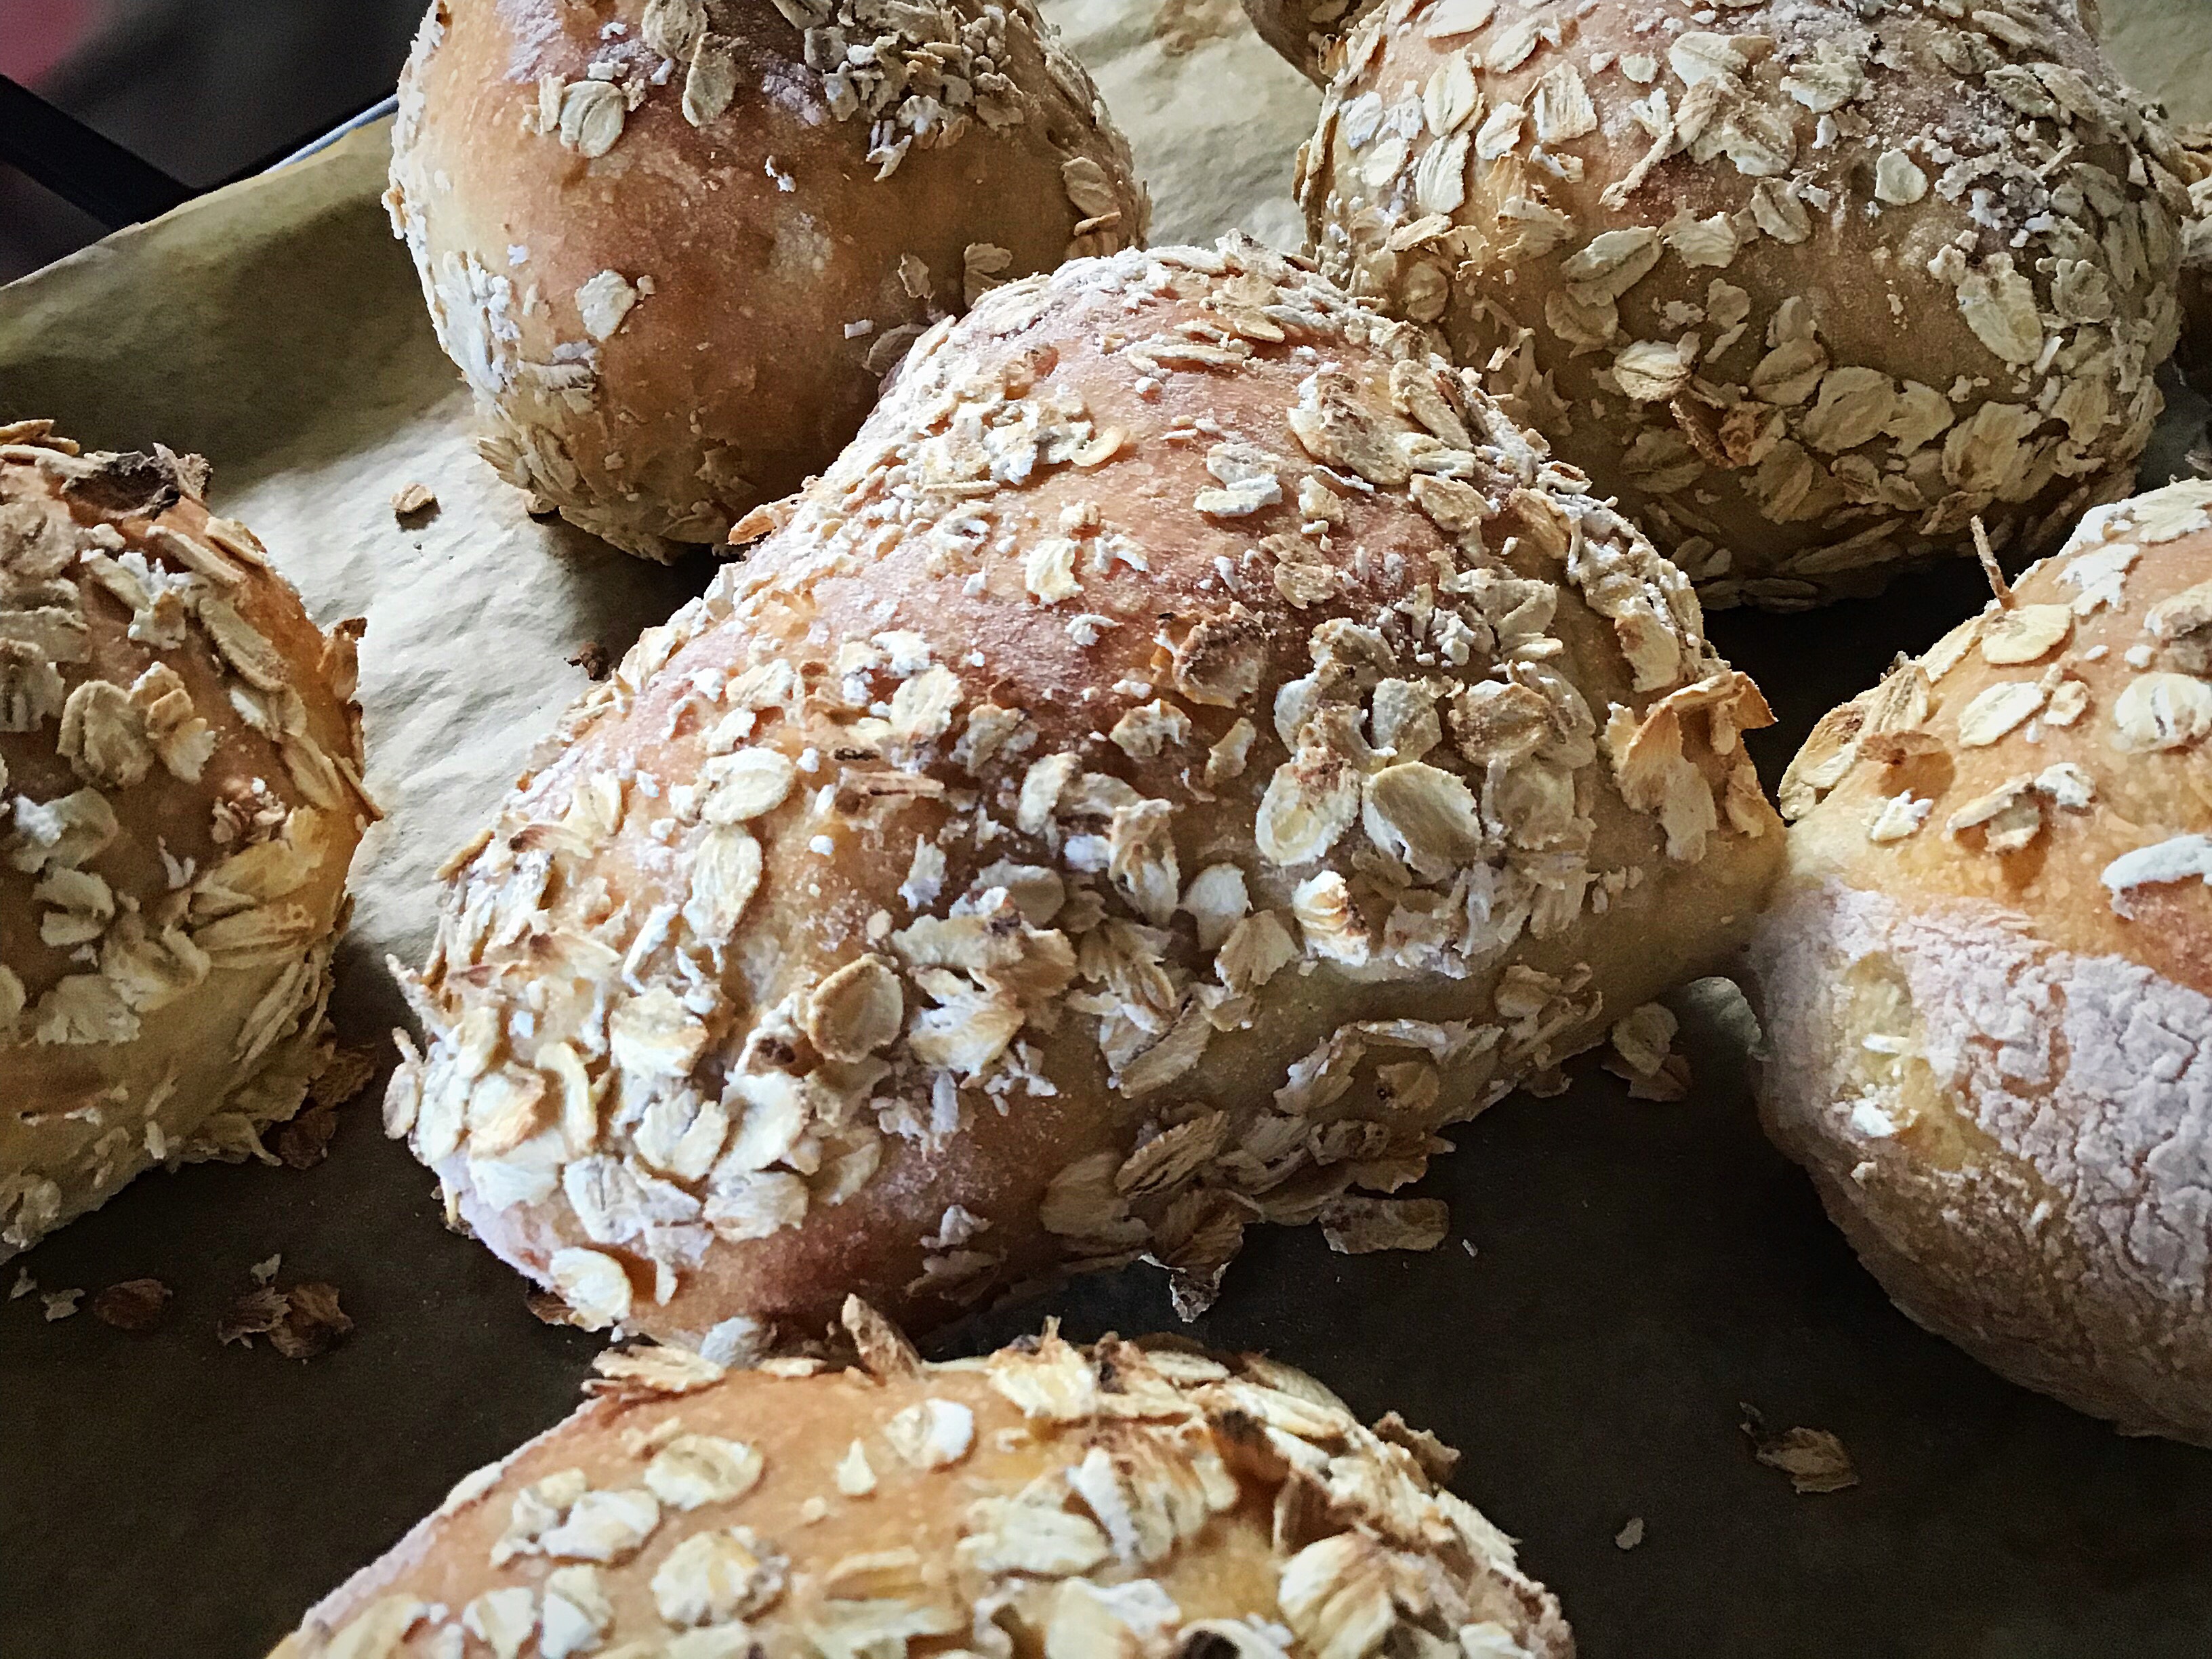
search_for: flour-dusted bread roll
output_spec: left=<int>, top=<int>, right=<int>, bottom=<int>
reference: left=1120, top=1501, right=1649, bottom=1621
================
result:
left=1240, top=0, right=1378, bottom=85
left=384, top=237, right=1782, bottom=1347
left=1750, top=478, right=2212, bottom=1443
left=387, top=0, right=1148, bottom=564
left=1295, top=0, right=2191, bottom=610
left=268, top=1307, right=1572, bottom=1659
left=0, top=424, right=373, bottom=1260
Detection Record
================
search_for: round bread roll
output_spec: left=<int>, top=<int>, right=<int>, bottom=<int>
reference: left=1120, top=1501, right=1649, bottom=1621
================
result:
left=268, top=1305, right=1572, bottom=1659
left=1749, top=478, right=2212, bottom=1443
left=0, top=423, right=373, bottom=1261
left=1240, top=0, right=1378, bottom=85
left=1296, top=0, right=2192, bottom=610
left=387, top=0, right=1149, bottom=563
left=383, top=235, right=1782, bottom=1347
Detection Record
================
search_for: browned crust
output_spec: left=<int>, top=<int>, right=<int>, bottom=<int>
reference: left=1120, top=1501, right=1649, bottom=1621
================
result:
left=388, top=0, right=1150, bottom=561
left=270, top=1323, right=1573, bottom=1659
left=1778, top=481, right=2212, bottom=996
left=386, top=238, right=1782, bottom=1346
left=1240, top=0, right=1384, bottom=83
left=1300, top=0, right=2189, bottom=609
left=0, top=424, right=371, bottom=1256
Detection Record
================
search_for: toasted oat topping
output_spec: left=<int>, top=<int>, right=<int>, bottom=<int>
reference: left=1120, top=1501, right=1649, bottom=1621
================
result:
left=1783, top=480, right=2212, bottom=899
left=274, top=1313, right=1568, bottom=1659
left=387, top=237, right=1770, bottom=1330
left=0, top=434, right=371, bottom=1260
left=1301, top=0, right=2190, bottom=607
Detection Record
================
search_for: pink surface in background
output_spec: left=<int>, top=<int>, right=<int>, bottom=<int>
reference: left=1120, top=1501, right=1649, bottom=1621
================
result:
left=0, top=0, right=102, bottom=85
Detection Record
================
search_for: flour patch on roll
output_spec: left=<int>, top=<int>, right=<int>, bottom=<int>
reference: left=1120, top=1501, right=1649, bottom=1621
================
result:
left=1750, top=478, right=2212, bottom=1444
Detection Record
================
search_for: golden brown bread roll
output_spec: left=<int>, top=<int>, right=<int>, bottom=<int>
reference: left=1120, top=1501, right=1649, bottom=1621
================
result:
left=386, top=0, right=1149, bottom=563
left=382, top=235, right=1783, bottom=1348
left=0, top=422, right=373, bottom=1260
left=1749, top=478, right=2212, bottom=1443
left=267, top=1308, right=1572, bottom=1659
left=1296, top=0, right=2191, bottom=609
left=1240, top=0, right=1379, bottom=85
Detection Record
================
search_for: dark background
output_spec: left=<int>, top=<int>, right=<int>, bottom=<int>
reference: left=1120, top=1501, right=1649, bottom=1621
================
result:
left=0, top=0, right=422, bottom=282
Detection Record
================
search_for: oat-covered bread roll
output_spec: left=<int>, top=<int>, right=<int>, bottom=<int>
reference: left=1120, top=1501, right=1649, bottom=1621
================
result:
left=384, top=237, right=1782, bottom=1346
left=0, top=423, right=373, bottom=1260
left=268, top=1309, right=1572, bottom=1659
left=1296, top=0, right=2190, bottom=610
left=386, top=0, right=1148, bottom=564
left=1240, top=0, right=1378, bottom=85
left=1750, top=478, right=2212, bottom=1443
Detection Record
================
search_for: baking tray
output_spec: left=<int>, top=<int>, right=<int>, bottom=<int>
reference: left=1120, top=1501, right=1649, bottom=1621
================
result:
left=6, top=15, right=2212, bottom=1657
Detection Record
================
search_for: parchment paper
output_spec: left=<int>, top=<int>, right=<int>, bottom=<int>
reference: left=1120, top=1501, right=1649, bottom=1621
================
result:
left=3, top=5, right=2212, bottom=1657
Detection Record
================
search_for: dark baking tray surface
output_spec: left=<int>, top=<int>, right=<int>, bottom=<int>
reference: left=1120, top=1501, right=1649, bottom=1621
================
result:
left=5, top=246, right=2211, bottom=1659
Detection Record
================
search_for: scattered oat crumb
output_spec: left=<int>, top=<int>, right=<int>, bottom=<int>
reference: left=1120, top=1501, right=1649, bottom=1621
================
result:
left=311, top=1046, right=378, bottom=1109
left=276, top=1057, right=370, bottom=1170
left=527, top=1288, right=583, bottom=1327
left=251, top=1254, right=283, bottom=1285
left=9, top=1268, right=33, bottom=1300
left=272, top=1282, right=353, bottom=1359
left=799, top=1496, right=830, bottom=1525
left=1604, top=1002, right=1691, bottom=1100
left=92, top=1278, right=173, bottom=1331
left=218, top=1286, right=289, bottom=1346
left=569, top=640, right=613, bottom=680
left=219, top=1279, right=352, bottom=1358
left=390, top=481, right=438, bottom=523
left=1615, top=1516, right=1645, bottom=1550
left=274, top=1108, right=337, bottom=1169
left=1742, top=1405, right=1858, bottom=1494
left=42, top=1288, right=83, bottom=1321
left=1318, top=1196, right=1450, bottom=1254
left=1521, top=1065, right=1572, bottom=1099
left=1460, top=1239, right=1479, bottom=1259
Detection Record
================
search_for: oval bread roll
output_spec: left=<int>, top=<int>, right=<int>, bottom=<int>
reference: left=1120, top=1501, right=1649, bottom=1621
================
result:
left=384, top=237, right=1783, bottom=1347
left=0, top=423, right=373, bottom=1260
left=1296, top=0, right=2190, bottom=609
left=267, top=1307, right=1572, bottom=1659
left=1750, top=478, right=2212, bottom=1443
left=387, top=0, right=1149, bottom=563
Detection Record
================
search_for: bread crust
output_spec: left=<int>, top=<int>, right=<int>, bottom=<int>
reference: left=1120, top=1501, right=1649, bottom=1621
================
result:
left=384, top=237, right=1782, bottom=1347
left=266, top=1314, right=1572, bottom=1659
left=1240, top=0, right=1381, bottom=84
left=0, top=424, right=373, bottom=1259
left=386, top=0, right=1149, bottom=562
left=1298, top=0, right=2190, bottom=609
left=1750, top=478, right=2212, bottom=1442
